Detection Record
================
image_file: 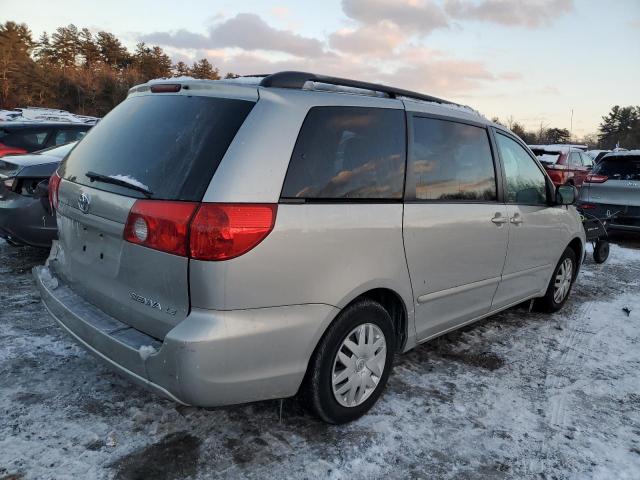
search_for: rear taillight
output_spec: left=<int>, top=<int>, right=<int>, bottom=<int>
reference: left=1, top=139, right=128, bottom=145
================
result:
left=580, top=203, right=597, bottom=209
left=190, top=204, right=277, bottom=261
left=124, top=200, right=198, bottom=256
left=48, top=172, right=61, bottom=210
left=123, top=201, right=277, bottom=260
left=585, top=174, right=608, bottom=183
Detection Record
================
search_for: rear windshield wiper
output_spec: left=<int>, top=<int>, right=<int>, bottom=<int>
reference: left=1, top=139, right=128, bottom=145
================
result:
left=86, top=171, right=153, bottom=197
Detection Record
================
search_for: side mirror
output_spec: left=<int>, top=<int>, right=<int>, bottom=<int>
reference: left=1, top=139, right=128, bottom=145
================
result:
left=556, top=185, right=577, bottom=205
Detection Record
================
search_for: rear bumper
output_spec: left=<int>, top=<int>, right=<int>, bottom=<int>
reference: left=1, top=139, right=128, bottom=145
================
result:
left=579, top=202, right=640, bottom=232
left=33, top=263, right=338, bottom=407
left=0, top=188, right=56, bottom=247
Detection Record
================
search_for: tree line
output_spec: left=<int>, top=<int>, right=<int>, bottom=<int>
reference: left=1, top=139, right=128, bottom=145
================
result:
left=1, top=20, right=638, bottom=148
left=0, top=21, right=237, bottom=117
left=492, top=105, right=639, bottom=150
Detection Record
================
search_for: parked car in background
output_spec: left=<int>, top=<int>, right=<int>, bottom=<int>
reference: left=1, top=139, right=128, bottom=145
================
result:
left=0, top=142, right=77, bottom=247
left=579, top=150, right=640, bottom=232
left=529, top=144, right=594, bottom=187
left=0, top=122, right=90, bottom=157
left=34, top=72, right=585, bottom=424
left=586, top=148, right=629, bottom=164
left=586, top=149, right=611, bottom=164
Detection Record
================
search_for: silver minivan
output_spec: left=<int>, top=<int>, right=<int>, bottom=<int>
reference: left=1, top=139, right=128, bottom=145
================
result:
left=35, top=72, right=585, bottom=423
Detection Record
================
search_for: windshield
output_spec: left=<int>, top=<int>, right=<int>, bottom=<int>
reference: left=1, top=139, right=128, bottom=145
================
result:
left=58, top=94, right=255, bottom=201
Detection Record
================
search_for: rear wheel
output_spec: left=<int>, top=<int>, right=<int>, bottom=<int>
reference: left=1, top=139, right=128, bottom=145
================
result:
left=534, top=247, right=577, bottom=312
left=302, top=299, right=395, bottom=424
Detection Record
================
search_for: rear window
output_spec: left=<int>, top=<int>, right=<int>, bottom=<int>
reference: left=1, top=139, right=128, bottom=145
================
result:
left=281, top=106, right=405, bottom=200
left=54, top=128, right=87, bottom=145
left=532, top=150, right=561, bottom=165
left=594, top=156, right=640, bottom=180
left=58, top=95, right=254, bottom=201
left=0, top=127, right=51, bottom=150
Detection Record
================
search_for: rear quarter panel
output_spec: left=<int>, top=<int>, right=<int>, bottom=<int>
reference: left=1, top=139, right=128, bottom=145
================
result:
left=189, top=203, right=415, bottom=333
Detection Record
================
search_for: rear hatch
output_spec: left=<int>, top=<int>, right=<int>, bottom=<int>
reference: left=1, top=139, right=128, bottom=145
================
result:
left=53, top=84, right=256, bottom=339
left=582, top=154, right=640, bottom=220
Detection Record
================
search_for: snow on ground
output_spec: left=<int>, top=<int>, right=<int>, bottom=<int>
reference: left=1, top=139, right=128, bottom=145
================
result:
left=1, top=237, right=639, bottom=479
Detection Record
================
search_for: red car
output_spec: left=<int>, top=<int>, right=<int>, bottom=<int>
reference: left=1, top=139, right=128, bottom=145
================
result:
left=529, top=145, right=594, bottom=187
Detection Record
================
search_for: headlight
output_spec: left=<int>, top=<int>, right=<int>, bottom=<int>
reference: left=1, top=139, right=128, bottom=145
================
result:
left=2, top=177, right=15, bottom=190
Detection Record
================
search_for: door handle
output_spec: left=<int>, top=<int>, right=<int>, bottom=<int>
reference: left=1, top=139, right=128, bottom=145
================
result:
left=510, top=214, right=523, bottom=225
left=491, top=213, right=508, bottom=225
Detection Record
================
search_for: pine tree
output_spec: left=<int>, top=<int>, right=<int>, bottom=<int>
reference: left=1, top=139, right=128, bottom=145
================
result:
left=50, top=24, right=80, bottom=69
left=0, top=21, right=36, bottom=108
left=598, top=106, right=640, bottom=149
left=190, top=58, right=220, bottom=79
left=79, top=28, right=100, bottom=68
left=173, top=61, right=190, bottom=77
left=96, top=31, right=129, bottom=69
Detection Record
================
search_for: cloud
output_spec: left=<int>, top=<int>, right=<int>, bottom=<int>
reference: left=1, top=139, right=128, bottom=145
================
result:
left=205, top=47, right=499, bottom=97
left=209, top=13, right=324, bottom=56
left=138, top=9, right=521, bottom=98
left=270, top=6, right=290, bottom=18
left=444, top=0, right=575, bottom=28
left=329, top=22, right=405, bottom=55
left=341, top=0, right=449, bottom=34
left=381, top=58, right=495, bottom=95
left=142, top=13, right=324, bottom=57
left=141, top=29, right=209, bottom=50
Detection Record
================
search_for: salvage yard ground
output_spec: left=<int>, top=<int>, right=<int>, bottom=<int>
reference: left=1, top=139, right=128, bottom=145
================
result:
left=1, top=236, right=639, bottom=480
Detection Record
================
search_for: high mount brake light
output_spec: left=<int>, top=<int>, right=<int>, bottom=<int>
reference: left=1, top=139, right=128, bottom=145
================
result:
left=123, top=201, right=277, bottom=260
left=48, top=172, right=61, bottom=210
left=585, top=174, right=608, bottom=183
left=150, top=84, right=182, bottom=93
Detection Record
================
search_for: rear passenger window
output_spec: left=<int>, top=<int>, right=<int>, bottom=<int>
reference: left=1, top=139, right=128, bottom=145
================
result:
left=569, top=152, right=582, bottom=166
left=405, top=117, right=496, bottom=201
left=281, top=107, right=405, bottom=199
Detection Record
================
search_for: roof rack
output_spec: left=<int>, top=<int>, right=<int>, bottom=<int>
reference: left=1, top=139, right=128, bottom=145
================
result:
left=259, top=71, right=457, bottom=106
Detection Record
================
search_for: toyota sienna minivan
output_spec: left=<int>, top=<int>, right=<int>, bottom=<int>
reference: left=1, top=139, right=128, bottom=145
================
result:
left=34, top=72, right=585, bottom=424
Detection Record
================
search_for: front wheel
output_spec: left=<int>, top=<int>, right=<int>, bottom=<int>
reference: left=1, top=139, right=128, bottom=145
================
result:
left=302, top=299, right=395, bottom=424
left=534, top=247, right=577, bottom=313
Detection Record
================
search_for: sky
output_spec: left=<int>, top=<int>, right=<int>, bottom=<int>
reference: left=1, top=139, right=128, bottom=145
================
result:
left=2, top=0, right=639, bottom=136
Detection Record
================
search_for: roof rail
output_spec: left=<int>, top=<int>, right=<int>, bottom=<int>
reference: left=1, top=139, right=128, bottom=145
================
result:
left=259, top=71, right=457, bottom=106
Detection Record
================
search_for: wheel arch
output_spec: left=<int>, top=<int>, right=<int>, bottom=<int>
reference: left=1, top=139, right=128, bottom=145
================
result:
left=567, top=236, right=584, bottom=278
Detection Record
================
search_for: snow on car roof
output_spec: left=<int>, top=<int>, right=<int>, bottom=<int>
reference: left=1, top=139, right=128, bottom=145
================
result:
left=0, top=107, right=99, bottom=124
left=528, top=144, right=587, bottom=153
left=603, top=149, right=640, bottom=158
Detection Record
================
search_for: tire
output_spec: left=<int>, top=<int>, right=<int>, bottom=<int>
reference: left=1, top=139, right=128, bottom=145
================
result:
left=593, top=240, right=610, bottom=264
left=534, top=247, right=577, bottom=313
left=302, top=299, right=395, bottom=424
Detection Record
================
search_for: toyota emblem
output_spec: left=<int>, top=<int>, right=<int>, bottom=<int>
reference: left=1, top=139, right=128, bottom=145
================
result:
left=78, top=192, right=91, bottom=213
